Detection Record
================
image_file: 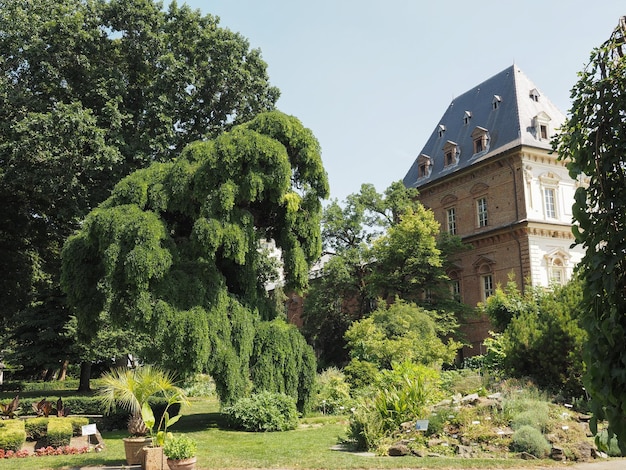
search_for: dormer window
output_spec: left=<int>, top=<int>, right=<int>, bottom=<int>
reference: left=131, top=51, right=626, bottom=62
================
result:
left=530, top=88, right=540, bottom=102
left=471, top=126, right=489, bottom=155
left=463, top=111, right=472, bottom=125
left=492, top=95, right=501, bottom=110
left=442, top=141, right=459, bottom=168
left=533, top=111, right=552, bottom=141
left=416, top=154, right=432, bottom=179
left=438, top=124, right=446, bottom=138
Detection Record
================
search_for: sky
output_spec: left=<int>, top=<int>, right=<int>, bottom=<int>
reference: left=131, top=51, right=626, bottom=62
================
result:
left=184, top=0, right=625, bottom=203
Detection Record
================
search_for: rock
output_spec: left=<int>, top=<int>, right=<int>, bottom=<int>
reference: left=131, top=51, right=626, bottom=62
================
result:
left=574, top=441, right=594, bottom=461
left=456, top=444, right=475, bottom=458
left=412, top=449, right=426, bottom=457
left=461, top=393, right=480, bottom=404
left=519, top=451, right=538, bottom=460
left=427, top=438, right=444, bottom=448
left=551, top=446, right=566, bottom=461
left=388, top=444, right=410, bottom=456
left=577, top=413, right=591, bottom=422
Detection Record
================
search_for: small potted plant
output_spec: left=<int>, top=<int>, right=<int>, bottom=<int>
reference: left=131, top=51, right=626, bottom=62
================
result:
left=163, top=434, right=197, bottom=470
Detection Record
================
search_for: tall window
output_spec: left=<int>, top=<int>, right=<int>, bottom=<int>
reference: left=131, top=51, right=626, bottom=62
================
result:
left=451, top=279, right=461, bottom=301
left=477, top=197, right=488, bottom=227
left=447, top=207, right=457, bottom=235
left=544, top=187, right=556, bottom=218
left=549, top=260, right=564, bottom=285
left=482, top=274, right=494, bottom=300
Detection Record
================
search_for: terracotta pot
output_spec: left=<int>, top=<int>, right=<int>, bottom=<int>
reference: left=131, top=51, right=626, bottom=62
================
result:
left=143, top=445, right=167, bottom=470
left=166, top=457, right=197, bottom=470
left=123, top=437, right=151, bottom=465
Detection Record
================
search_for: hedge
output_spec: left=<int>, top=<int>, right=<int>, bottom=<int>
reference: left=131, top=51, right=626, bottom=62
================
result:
left=47, top=418, right=73, bottom=447
left=0, top=420, right=26, bottom=451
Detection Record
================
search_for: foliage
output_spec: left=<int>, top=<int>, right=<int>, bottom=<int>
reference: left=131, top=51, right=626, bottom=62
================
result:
left=510, top=425, right=551, bottom=458
left=312, top=367, right=353, bottom=415
left=553, top=17, right=626, bottom=453
left=163, top=434, right=197, bottom=460
left=478, top=277, right=535, bottom=332
left=0, top=395, right=20, bottom=419
left=346, top=361, right=442, bottom=450
left=63, top=111, right=327, bottom=407
left=224, top=391, right=299, bottom=432
left=302, top=182, right=466, bottom=368
left=344, top=300, right=461, bottom=373
left=0, top=420, right=26, bottom=451
left=46, top=417, right=73, bottom=447
left=97, top=366, right=188, bottom=441
left=0, top=0, right=279, bottom=380
left=492, top=280, right=587, bottom=397
left=250, top=319, right=316, bottom=413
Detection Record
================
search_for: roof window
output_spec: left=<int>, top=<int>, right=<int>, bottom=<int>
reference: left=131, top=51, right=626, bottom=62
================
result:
left=437, top=124, right=446, bottom=138
left=471, top=126, right=489, bottom=155
left=530, top=88, right=540, bottom=102
left=442, top=141, right=460, bottom=168
left=416, top=154, right=432, bottom=180
left=492, top=95, right=501, bottom=110
left=533, top=112, right=551, bottom=141
left=463, top=111, right=472, bottom=125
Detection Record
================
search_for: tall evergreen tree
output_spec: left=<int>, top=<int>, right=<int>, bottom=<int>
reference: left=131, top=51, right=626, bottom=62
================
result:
left=62, top=111, right=329, bottom=406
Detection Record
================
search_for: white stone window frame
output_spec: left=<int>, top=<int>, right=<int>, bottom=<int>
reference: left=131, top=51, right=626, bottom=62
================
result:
left=539, top=172, right=561, bottom=220
left=544, top=248, right=571, bottom=286
left=473, top=255, right=495, bottom=301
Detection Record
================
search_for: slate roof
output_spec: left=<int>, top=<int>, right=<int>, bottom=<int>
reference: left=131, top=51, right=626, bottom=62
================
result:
left=403, top=65, right=565, bottom=189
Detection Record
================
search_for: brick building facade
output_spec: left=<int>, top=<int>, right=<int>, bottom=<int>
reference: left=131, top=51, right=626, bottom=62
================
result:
left=403, top=65, right=584, bottom=357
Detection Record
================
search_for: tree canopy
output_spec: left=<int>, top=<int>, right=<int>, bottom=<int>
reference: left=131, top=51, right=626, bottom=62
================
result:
left=0, top=0, right=279, bottom=378
left=554, top=16, right=626, bottom=452
left=301, top=182, right=466, bottom=368
left=62, top=111, right=329, bottom=407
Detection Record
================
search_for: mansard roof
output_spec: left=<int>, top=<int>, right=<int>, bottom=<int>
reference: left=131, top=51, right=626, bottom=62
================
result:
left=403, top=65, right=565, bottom=189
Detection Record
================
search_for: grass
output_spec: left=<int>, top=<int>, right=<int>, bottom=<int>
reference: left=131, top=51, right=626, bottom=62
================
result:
left=0, top=396, right=574, bottom=470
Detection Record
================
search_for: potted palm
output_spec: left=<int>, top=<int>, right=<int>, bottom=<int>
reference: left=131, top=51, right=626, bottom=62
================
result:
left=98, top=365, right=189, bottom=468
left=163, top=434, right=197, bottom=470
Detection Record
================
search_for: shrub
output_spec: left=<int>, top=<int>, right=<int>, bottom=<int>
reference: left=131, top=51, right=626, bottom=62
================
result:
left=0, top=420, right=26, bottom=451
left=224, top=391, right=299, bottom=432
left=183, top=374, right=216, bottom=398
left=511, top=408, right=550, bottom=433
left=596, top=429, right=623, bottom=457
left=346, top=401, right=383, bottom=451
left=346, top=361, right=442, bottom=451
left=25, top=417, right=49, bottom=440
left=46, top=417, right=73, bottom=447
left=511, top=425, right=551, bottom=457
left=164, top=434, right=197, bottom=460
left=313, top=367, right=353, bottom=414
left=68, top=417, right=89, bottom=436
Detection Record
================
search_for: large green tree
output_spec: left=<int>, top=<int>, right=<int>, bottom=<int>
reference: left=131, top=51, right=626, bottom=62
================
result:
left=62, top=111, right=329, bottom=408
left=302, top=182, right=465, bottom=368
left=554, top=16, right=626, bottom=451
left=0, top=0, right=278, bottom=378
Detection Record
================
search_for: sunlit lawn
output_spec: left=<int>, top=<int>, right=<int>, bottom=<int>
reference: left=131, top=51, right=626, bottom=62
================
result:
left=1, top=397, right=566, bottom=470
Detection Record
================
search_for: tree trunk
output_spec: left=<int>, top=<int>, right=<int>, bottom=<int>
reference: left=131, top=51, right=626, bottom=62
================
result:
left=78, top=361, right=92, bottom=392
left=57, top=359, right=69, bottom=381
left=43, top=368, right=55, bottom=382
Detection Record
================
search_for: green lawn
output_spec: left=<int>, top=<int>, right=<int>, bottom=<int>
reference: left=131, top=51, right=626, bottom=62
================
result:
left=0, top=397, right=565, bottom=470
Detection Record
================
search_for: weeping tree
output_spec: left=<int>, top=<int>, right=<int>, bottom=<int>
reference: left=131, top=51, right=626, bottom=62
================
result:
left=554, top=16, right=626, bottom=452
left=61, top=111, right=328, bottom=409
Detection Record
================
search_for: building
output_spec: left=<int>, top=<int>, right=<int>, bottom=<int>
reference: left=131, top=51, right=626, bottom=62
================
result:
left=402, top=65, right=585, bottom=357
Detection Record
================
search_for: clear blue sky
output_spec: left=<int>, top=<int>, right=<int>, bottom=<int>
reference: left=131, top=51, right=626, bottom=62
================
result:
left=185, top=0, right=624, bottom=202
